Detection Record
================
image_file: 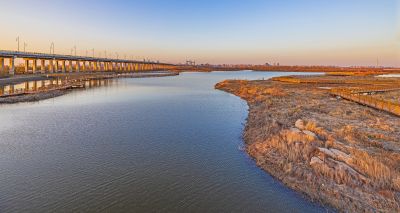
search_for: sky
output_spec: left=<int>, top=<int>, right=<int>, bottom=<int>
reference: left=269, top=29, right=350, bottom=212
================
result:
left=0, top=0, right=398, bottom=66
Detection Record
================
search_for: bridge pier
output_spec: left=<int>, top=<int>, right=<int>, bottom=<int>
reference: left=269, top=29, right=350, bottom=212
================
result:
left=24, top=59, right=30, bottom=73
left=89, top=61, right=93, bottom=71
left=98, top=62, right=102, bottom=71
left=105, top=62, right=109, bottom=71
left=40, top=59, right=46, bottom=74
left=32, top=59, right=38, bottom=74
left=53, top=61, right=57, bottom=72
left=68, top=61, right=73, bottom=72
left=61, top=60, right=66, bottom=73
left=9, top=58, right=15, bottom=75
left=75, top=61, right=80, bottom=72
left=111, top=62, right=116, bottom=71
left=49, top=59, right=55, bottom=73
left=57, top=60, right=61, bottom=72
left=93, top=61, right=98, bottom=72
left=0, top=58, right=4, bottom=75
left=100, top=62, right=104, bottom=71
left=81, top=61, right=85, bottom=72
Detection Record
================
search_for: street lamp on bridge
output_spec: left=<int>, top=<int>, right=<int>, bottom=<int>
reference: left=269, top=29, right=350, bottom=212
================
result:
left=16, top=36, right=20, bottom=51
left=50, top=42, right=55, bottom=54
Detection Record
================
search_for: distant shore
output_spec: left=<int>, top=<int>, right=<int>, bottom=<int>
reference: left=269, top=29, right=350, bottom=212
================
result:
left=0, top=71, right=178, bottom=104
left=174, top=65, right=400, bottom=75
left=215, top=75, right=400, bottom=212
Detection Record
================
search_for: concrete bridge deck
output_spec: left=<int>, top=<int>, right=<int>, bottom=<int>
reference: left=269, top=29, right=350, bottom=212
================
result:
left=0, top=50, right=176, bottom=75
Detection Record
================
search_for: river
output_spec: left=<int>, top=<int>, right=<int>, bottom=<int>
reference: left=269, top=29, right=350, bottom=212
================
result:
left=0, top=71, right=326, bottom=212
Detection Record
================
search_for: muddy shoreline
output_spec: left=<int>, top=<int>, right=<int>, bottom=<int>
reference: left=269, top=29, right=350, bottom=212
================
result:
left=0, top=71, right=178, bottom=104
left=215, top=76, right=400, bottom=212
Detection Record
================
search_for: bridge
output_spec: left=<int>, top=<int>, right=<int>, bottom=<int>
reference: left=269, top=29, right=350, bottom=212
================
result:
left=0, top=50, right=176, bottom=76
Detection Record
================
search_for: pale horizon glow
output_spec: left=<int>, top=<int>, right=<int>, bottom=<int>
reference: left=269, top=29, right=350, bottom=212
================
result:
left=0, top=0, right=399, bottom=67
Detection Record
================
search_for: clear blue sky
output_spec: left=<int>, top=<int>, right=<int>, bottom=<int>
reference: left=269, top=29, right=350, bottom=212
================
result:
left=0, top=0, right=398, bottom=66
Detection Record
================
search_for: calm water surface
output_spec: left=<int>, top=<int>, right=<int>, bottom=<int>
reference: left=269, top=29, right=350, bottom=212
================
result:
left=0, top=71, right=326, bottom=212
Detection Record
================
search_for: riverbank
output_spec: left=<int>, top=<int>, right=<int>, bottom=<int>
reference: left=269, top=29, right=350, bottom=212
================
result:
left=0, top=71, right=178, bottom=104
left=215, top=75, right=400, bottom=212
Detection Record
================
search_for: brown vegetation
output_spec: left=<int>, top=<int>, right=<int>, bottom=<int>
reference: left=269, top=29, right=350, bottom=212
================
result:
left=215, top=75, right=400, bottom=212
left=174, top=64, right=400, bottom=75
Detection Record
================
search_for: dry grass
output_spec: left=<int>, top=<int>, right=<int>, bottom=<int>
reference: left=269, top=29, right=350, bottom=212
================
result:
left=216, top=77, right=400, bottom=212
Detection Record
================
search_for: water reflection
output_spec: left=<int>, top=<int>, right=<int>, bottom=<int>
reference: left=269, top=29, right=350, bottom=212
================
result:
left=0, top=78, right=114, bottom=96
left=0, top=71, right=326, bottom=212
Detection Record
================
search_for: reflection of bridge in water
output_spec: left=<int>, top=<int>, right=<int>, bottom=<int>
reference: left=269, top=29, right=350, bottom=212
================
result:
left=0, top=78, right=113, bottom=97
left=0, top=50, right=177, bottom=76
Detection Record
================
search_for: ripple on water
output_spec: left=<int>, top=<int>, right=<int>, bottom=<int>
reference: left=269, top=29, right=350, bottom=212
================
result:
left=0, top=71, right=327, bottom=212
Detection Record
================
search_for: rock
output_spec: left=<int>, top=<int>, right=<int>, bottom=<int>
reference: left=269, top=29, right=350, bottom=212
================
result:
left=318, top=147, right=336, bottom=158
left=289, top=127, right=302, bottom=133
left=295, top=119, right=305, bottom=130
left=317, top=147, right=352, bottom=164
left=330, top=148, right=352, bottom=164
left=310, top=156, right=367, bottom=184
left=334, top=160, right=367, bottom=183
left=310, top=156, right=324, bottom=166
left=303, top=130, right=317, bottom=140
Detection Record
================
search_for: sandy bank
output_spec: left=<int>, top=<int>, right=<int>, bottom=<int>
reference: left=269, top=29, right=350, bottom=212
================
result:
left=215, top=76, right=400, bottom=212
left=0, top=90, right=67, bottom=104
